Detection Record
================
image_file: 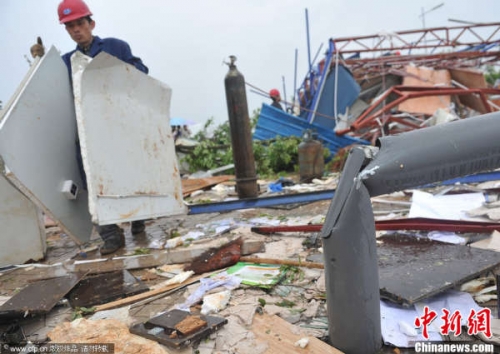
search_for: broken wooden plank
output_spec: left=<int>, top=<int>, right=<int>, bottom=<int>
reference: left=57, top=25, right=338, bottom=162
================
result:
left=449, top=68, right=488, bottom=113
left=184, top=238, right=242, bottom=274
left=0, top=272, right=87, bottom=322
left=252, top=313, right=343, bottom=353
left=239, top=256, right=324, bottom=269
left=12, top=239, right=264, bottom=281
left=67, top=270, right=149, bottom=308
left=94, top=272, right=211, bottom=312
left=182, top=175, right=233, bottom=197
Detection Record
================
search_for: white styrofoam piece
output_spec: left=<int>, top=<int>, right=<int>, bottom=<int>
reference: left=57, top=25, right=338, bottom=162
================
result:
left=0, top=46, right=93, bottom=244
left=71, top=51, right=186, bottom=225
left=0, top=175, right=45, bottom=266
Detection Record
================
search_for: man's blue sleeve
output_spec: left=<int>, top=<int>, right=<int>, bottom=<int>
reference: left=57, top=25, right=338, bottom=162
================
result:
left=118, top=41, right=149, bottom=74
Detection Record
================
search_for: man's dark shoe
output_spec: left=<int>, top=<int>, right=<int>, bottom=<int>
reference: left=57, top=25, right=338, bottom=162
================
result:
left=131, top=220, right=146, bottom=234
left=100, top=232, right=125, bottom=255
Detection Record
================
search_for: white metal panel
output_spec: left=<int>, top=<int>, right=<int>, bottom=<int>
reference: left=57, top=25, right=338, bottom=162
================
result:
left=0, top=175, right=45, bottom=266
left=0, top=57, right=41, bottom=123
left=0, top=46, right=93, bottom=244
left=71, top=52, right=186, bottom=225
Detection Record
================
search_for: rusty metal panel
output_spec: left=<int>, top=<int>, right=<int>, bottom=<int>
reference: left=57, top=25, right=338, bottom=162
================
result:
left=0, top=272, right=86, bottom=322
left=71, top=52, right=186, bottom=225
left=0, top=175, right=45, bottom=266
left=449, top=68, right=488, bottom=113
left=67, top=270, right=149, bottom=308
left=378, top=234, right=500, bottom=305
left=0, top=46, right=93, bottom=244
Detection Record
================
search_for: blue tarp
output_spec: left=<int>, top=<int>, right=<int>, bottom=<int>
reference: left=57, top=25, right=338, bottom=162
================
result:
left=253, top=103, right=368, bottom=157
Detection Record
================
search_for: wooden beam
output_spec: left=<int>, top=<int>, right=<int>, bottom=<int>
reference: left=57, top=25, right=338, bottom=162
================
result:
left=252, top=313, right=344, bottom=353
left=93, top=272, right=209, bottom=312
left=13, top=239, right=264, bottom=281
left=239, top=257, right=324, bottom=269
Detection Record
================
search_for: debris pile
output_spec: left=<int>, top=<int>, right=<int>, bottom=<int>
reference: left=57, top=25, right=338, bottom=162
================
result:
left=254, top=22, right=500, bottom=155
left=2, top=20, right=500, bottom=354
left=332, top=22, right=500, bottom=143
left=1, top=170, right=500, bottom=352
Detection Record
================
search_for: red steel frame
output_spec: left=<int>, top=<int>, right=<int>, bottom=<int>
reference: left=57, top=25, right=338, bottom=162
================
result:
left=333, top=22, right=500, bottom=81
left=251, top=217, right=500, bottom=234
left=335, top=86, right=500, bottom=142
left=332, top=22, right=500, bottom=55
left=347, top=51, right=500, bottom=81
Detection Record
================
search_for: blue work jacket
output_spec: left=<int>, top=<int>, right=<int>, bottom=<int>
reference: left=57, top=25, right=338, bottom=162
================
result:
left=62, top=35, right=149, bottom=74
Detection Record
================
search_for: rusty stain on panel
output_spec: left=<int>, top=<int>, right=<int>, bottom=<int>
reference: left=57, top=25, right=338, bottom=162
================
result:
left=157, top=126, right=166, bottom=144
left=119, top=207, right=140, bottom=219
left=133, top=190, right=160, bottom=196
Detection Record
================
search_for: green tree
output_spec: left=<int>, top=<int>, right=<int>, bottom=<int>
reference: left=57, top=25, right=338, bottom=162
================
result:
left=484, top=66, right=500, bottom=86
left=183, top=117, right=233, bottom=172
left=182, top=112, right=306, bottom=178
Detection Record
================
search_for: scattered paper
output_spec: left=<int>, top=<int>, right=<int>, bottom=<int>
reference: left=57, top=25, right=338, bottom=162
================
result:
left=175, top=273, right=241, bottom=312
left=201, top=290, right=231, bottom=315
left=381, top=290, right=488, bottom=348
left=226, top=262, right=283, bottom=288
left=409, top=190, right=485, bottom=221
left=427, top=231, right=467, bottom=245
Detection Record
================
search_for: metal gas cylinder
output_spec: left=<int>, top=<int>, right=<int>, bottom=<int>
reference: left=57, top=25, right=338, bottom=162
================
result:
left=224, top=55, right=258, bottom=198
left=298, top=130, right=324, bottom=183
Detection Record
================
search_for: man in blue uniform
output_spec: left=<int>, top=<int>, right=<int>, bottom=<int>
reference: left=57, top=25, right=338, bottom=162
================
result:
left=58, top=0, right=148, bottom=254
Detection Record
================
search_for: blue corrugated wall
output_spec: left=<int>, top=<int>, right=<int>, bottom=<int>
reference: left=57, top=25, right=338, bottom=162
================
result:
left=253, top=103, right=368, bottom=157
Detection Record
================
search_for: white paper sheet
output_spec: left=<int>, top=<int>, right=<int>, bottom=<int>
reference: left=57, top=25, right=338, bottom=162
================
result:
left=409, top=190, right=485, bottom=221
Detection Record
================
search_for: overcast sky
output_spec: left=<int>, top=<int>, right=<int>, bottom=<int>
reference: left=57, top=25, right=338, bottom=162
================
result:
left=1, top=0, right=499, bottom=130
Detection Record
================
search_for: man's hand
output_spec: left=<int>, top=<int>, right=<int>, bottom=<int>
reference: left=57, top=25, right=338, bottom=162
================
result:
left=30, top=37, right=45, bottom=59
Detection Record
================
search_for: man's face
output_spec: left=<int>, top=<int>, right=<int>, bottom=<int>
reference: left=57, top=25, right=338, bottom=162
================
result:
left=65, top=17, right=95, bottom=47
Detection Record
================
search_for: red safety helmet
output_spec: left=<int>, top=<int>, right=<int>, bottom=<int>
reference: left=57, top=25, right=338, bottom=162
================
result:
left=269, top=89, right=280, bottom=98
left=58, top=0, right=93, bottom=24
